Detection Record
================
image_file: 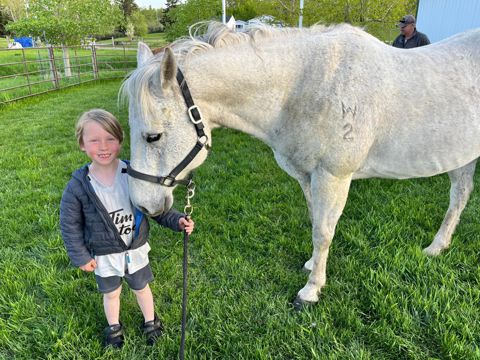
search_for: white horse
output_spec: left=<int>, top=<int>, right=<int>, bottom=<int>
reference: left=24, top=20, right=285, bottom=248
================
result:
left=121, top=22, right=480, bottom=307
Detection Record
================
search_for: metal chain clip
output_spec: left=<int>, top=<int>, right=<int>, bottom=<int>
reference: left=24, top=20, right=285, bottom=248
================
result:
left=183, top=179, right=196, bottom=218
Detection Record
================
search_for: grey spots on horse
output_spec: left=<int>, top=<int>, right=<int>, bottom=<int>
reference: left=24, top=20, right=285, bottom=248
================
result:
left=341, top=101, right=357, bottom=141
left=343, top=123, right=354, bottom=141
left=341, top=101, right=357, bottom=118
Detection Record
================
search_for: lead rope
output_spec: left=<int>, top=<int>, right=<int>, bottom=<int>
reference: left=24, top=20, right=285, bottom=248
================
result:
left=180, top=180, right=195, bottom=360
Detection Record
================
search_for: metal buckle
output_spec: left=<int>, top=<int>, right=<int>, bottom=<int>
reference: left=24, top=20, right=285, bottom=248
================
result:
left=162, top=176, right=175, bottom=186
left=188, top=105, right=203, bottom=124
left=198, top=135, right=208, bottom=145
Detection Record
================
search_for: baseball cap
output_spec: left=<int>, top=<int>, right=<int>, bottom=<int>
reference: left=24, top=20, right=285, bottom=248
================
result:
left=399, top=15, right=415, bottom=27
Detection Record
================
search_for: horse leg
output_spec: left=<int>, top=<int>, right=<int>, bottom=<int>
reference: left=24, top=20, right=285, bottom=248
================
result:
left=273, top=152, right=314, bottom=271
left=297, top=181, right=315, bottom=272
left=294, top=168, right=352, bottom=307
left=295, top=180, right=317, bottom=272
left=423, top=160, right=476, bottom=256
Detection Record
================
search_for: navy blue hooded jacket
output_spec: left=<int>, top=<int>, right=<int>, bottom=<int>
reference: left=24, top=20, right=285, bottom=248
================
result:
left=60, top=161, right=183, bottom=267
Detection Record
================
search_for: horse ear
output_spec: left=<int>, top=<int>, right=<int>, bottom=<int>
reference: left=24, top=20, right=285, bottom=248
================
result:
left=160, top=47, right=177, bottom=89
left=137, top=42, right=153, bottom=67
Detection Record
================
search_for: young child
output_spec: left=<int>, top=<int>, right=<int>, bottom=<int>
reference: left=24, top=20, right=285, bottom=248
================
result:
left=60, top=109, right=194, bottom=348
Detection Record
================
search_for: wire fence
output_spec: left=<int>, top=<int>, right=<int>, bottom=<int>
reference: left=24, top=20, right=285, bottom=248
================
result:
left=0, top=43, right=137, bottom=105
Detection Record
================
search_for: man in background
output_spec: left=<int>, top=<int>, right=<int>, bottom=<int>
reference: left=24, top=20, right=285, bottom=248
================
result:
left=392, top=15, right=430, bottom=48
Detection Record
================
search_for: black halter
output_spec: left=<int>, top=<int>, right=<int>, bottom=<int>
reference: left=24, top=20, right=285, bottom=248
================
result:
left=127, top=68, right=208, bottom=187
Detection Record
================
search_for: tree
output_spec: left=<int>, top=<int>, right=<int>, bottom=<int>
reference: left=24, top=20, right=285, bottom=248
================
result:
left=253, top=0, right=417, bottom=38
left=298, top=0, right=417, bottom=39
left=164, top=0, right=417, bottom=42
left=141, top=7, right=162, bottom=33
left=6, top=0, right=122, bottom=76
left=165, top=0, right=222, bottom=41
left=131, top=10, right=148, bottom=37
left=116, top=0, right=138, bottom=18
left=115, top=0, right=138, bottom=32
left=227, top=0, right=268, bottom=21
left=7, top=0, right=122, bottom=45
left=0, top=8, right=10, bottom=35
left=0, top=0, right=25, bottom=22
left=125, top=21, right=135, bottom=40
left=161, top=0, right=179, bottom=29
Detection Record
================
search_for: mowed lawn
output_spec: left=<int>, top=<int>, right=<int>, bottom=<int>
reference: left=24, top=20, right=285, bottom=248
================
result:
left=0, top=80, right=479, bottom=359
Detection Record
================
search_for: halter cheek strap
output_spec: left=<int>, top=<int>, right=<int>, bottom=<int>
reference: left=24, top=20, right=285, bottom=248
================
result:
left=127, top=68, right=209, bottom=187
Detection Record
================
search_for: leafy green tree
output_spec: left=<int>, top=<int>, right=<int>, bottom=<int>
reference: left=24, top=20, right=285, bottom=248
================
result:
left=131, top=10, right=148, bottom=37
left=301, top=0, right=413, bottom=25
left=228, top=0, right=267, bottom=21
left=165, top=0, right=221, bottom=41
left=125, top=21, right=135, bottom=40
left=139, top=7, right=162, bottom=33
left=7, top=0, right=122, bottom=45
left=0, top=9, right=10, bottom=35
left=6, top=0, right=122, bottom=76
left=165, top=0, right=417, bottom=42
left=115, top=0, right=139, bottom=19
left=115, top=0, right=138, bottom=33
left=161, top=0, right=179, bottom=29
left=0, top=0, right=25, bottom=22
left=299, top=0, right=417, bottom=39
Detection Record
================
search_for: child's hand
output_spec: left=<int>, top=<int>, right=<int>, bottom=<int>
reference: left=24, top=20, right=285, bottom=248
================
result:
left=179, top=217, right=195, bottom=235
left=79, top=259, right=97, bottom=272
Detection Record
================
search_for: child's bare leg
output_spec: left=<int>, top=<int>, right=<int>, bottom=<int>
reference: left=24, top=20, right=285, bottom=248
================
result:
left=133, top=284, right=155, bottom=322
left=103, top=286, right=122, bottom=325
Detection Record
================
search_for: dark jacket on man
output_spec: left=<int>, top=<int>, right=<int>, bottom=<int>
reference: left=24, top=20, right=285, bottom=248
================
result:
left=392, top=30, right=430, bottom=49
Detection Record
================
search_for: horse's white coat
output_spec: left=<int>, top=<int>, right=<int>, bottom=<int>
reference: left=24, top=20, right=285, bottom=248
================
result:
left=121, top=22, right=480, bottom=304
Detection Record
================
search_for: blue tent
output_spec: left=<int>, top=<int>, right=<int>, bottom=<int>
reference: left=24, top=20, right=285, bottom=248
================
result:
left=13, top=37, right=34, bottom=48
left=416, top=0, right=480, bottom=43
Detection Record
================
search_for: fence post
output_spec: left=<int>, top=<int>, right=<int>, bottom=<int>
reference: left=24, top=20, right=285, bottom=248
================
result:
left=123, top=44, right=128, bottom=74
left=48, top=45, right=60, bottom=89
left=91, top=43, right=99, bottom=80
left=21, top=48, right=32, bottom=95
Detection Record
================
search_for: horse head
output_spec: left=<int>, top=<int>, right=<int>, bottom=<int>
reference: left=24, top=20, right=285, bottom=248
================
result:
left=123, top=42, right=211, bottom=216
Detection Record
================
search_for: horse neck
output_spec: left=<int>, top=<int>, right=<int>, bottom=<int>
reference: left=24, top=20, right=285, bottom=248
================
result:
left=185, top=47, right=298, bottom=145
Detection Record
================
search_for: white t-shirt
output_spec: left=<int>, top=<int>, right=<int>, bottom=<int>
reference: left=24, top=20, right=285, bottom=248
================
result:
left=88, top=161, right=150, bottom=277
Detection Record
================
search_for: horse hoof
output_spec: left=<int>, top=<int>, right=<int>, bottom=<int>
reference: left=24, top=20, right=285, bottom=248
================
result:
left=291, top=296, right=316, bottom=311
left=422, top=246, right=442, bottom=257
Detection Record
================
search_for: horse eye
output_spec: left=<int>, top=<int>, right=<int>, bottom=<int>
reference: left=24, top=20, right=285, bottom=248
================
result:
left=146, top=133, right=162, bottom=143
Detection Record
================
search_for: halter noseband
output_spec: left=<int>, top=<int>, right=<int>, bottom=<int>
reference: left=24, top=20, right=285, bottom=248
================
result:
left=127, top=68, right=208, bottom=187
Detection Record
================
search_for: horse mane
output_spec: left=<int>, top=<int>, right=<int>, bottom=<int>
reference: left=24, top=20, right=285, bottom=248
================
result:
left=120, top=21, right=367, bottom=123
left=169, top=21, right=365, bottom=66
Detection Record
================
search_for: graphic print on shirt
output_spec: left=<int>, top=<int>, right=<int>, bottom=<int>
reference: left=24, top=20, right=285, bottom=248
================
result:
left=109, top=208, right=136, bottom=236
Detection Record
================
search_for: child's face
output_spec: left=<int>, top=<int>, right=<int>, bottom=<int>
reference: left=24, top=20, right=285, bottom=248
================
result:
left=80, top=121, right=121, bottom=168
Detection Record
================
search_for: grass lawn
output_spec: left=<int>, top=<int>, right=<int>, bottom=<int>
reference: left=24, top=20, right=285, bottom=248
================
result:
left=0, top=80, right=479, bottom=359
left=0, top=45, right=136, bottom=104
left=0, top=33, right=166, bottom=104
left=95, top=33, right=169, bottom=49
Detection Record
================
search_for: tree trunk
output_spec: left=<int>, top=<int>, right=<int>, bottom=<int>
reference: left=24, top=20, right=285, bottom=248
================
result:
left=62, top=45, right=72, bottom=78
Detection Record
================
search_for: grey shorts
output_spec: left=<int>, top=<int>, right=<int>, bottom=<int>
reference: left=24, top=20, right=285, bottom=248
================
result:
left=95, top=264, right=154, bottom=294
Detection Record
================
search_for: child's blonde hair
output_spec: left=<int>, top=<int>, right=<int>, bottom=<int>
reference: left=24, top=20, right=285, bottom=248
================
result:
left=76, top=109, right=124, bottom=146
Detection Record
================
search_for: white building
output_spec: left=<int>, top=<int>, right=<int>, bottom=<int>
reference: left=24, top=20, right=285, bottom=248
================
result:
left=235, top=20, right=247, bottom=32
left=416, top=0, right=480, bottom=43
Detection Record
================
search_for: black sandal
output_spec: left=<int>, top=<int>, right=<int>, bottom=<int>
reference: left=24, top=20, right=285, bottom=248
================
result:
left=103, top=323, right=124, bottom=349
left=142, top=315, right=163, bottom=346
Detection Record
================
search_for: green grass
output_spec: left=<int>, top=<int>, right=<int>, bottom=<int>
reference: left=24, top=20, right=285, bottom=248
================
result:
left=0, top=45, right=136, bottom=104
left=1, top=80, right=480, bottom=359
left=95, top=33, right=169, bottom=49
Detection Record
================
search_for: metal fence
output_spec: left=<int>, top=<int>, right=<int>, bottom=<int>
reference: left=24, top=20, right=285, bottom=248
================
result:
left=0, top=43, right=137, bottom=105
